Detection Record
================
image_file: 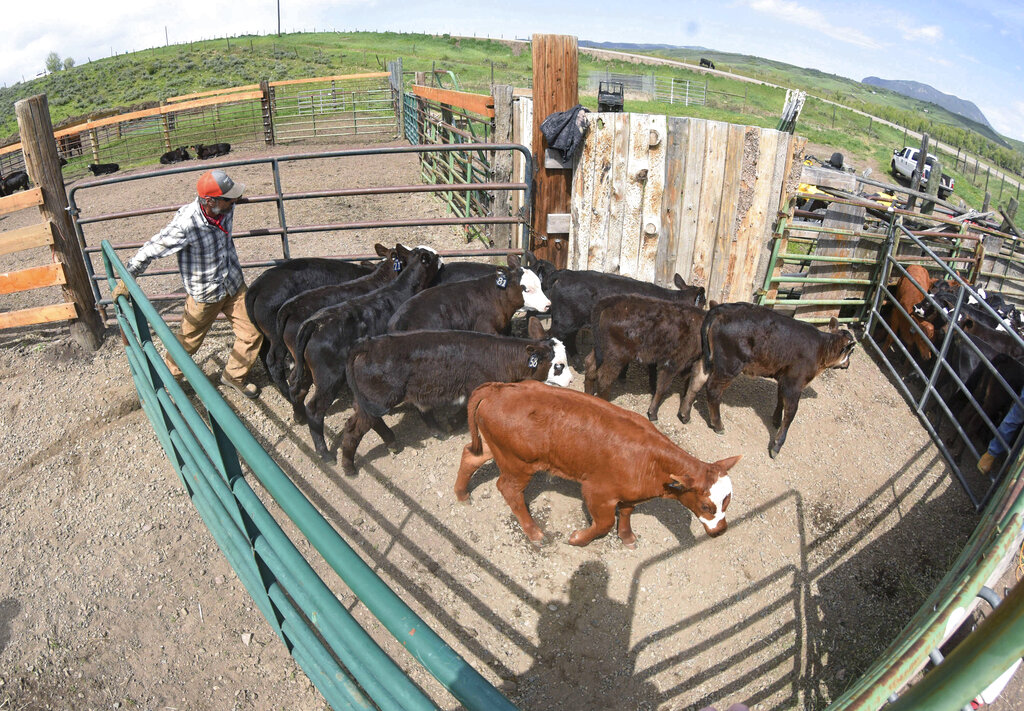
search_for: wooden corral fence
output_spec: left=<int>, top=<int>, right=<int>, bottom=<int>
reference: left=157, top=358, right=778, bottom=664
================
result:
left=0, top=73, right=394, bottom=182
left=759, top=151, right=1024, bottom=324
left=0, top=95, right=103, bottom=349
left=569, top=113, right=795, bottom=304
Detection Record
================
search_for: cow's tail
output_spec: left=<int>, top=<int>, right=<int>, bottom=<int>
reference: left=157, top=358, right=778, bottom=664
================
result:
left=288, top=318, right=317, bottom=399
left=701, top=307, right=720, bottom=372
left=464, top=384, right=491, bottom=456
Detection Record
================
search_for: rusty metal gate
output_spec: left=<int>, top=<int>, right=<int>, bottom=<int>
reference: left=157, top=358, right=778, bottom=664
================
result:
left=864, top=218, right=1024, bottom=510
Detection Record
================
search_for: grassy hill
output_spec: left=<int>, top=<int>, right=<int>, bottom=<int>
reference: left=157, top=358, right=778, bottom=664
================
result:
left=2, top=31, right=1021, bottom=217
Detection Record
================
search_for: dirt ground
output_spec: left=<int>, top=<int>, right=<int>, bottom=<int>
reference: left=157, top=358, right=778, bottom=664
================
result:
left=0, top=141, right=1019, bottom=711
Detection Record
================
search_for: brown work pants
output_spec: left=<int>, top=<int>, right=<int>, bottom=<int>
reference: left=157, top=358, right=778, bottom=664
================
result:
left=164, top=285, right=263, bottom=381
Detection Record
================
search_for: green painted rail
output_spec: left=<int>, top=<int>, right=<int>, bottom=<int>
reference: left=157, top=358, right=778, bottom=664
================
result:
left=101, top=240, right=518, bottom=711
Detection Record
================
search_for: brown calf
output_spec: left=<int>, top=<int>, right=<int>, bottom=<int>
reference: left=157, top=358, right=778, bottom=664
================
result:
left=455, top=381, right=740, bottom=547
left=882, top=264, right=935, bottom=361
left=679, top=302, right=856, bottom=458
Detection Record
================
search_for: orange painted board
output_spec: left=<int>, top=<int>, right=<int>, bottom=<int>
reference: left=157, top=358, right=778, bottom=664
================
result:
left=0, top=302, right=77, bottom=329
left=0, top=188, right=44, bottom=217
left=0, top=222, right=54, bottom=257
left=411, top=85, right=495, bottom=118
left=0, top=263, right=67, bottom=295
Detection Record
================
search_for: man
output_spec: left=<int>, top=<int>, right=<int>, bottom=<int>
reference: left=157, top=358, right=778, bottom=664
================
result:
left=113, top=169, right=262, bottom=398
left=978, top=390, right=1024, bottom=475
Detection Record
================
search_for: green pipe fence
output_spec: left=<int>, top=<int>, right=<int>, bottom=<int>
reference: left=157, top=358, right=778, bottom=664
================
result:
left=101, top=240, right=517, bottom=711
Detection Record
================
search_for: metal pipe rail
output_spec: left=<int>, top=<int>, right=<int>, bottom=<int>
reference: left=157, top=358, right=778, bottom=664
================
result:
left=101, top=239, right=518, bottom=711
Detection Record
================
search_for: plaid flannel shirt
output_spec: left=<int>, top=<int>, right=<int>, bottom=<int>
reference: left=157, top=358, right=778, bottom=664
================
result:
left=125, top=198, right=244, bottom=303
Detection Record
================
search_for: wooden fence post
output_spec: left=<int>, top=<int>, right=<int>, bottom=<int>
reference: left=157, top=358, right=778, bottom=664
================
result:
left=260, top=79, right=275, bottom=145
left=530, top=33, right=578, bottom=268
left=491, top=84, right=514, bottom=249
left=15, top=94, right=104, bottom=351
left=906, top=133, right=929, bottom=212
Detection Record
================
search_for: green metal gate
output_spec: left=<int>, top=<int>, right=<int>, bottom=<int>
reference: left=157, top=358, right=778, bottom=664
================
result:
left=101, top=240, right=518, bottom=711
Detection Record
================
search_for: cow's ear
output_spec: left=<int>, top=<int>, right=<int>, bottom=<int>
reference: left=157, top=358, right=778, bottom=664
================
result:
left=828, top=316, right=840, bottom=332
left=506, top=253, right=522, bottom=270
left=674, top=273, right=687, bottom=288
left=526, top=316, right=546, bottom=339
left=523, top=250, right=537, bottom=268
left=375, top=243, right=388, bottom=257
left=713, top=455, right=742, bottom=472
left=708, top=300, right=720, bottom=309
left=666, top=475, right=688, bottom=490
left=396, top=243, right=411, bottom=258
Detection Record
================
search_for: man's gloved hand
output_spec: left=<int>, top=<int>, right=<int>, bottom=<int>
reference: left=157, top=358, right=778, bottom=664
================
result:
left=111, top=281, right=130, bottom=301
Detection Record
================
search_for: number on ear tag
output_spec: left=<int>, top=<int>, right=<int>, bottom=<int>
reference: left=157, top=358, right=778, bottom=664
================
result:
left=495, top=272, right=508, bottom=289
left=393, top=258, right=403, bottom=272
left=528, top=353, right=539, bottom=369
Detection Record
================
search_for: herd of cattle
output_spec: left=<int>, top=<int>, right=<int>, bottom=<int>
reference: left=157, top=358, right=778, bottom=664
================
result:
left=0, top=143, right=235, bottom=188
left=241, top=246, right=857, bottom=546
left=883, top=264, right=1024, bottom=457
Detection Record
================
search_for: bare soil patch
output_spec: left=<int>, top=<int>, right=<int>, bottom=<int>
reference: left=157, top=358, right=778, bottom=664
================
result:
left=0, top=140, right=991, bottom=710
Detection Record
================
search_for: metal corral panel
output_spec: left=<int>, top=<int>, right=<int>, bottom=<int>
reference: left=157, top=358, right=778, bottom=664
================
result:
left=571, top=113, right=793, bottom=302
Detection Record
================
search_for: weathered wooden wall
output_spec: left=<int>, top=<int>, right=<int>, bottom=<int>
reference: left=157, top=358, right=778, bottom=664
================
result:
left=570, top=113, right=794, bottom=304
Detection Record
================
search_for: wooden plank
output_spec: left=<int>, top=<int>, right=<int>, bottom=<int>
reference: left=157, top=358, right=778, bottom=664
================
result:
left=0, top=302, right=77, bottom=330
left=570, top=113, right=598, bottom=270
left=619, top=114, right=649, bottom=279
left=707, top=122, right=746, bottom=302
left=602, top=112, right=631, bottom=273
left=674, top=119, right=706, bottom=284
left=411, top=85, right=495, bottom=118
left=166, top=84, right=262, bottom=102
left=585, top=114, right=618, bottom=270
left=657, top=117, right=689, bottom=287
left=0, top=263, right=67, bottom=294
left=690, top=121, right=728, bottom=289
left=270, top=72, right=390, bottom=87
left=49, top=91, right=264, bottom=140
left=732, top=129, right=781, bottom=302
left=638, top=114, right=667, bottom=284
left=0, top=187, right=44, bottom=217
left=0, top=221, right=54, bottom=257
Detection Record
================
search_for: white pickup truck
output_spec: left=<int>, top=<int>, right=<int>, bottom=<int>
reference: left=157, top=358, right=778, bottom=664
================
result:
left=891, top=147, right=954, bottom=199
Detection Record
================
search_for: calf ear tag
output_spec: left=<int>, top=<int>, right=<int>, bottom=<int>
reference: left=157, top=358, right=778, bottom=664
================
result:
left=495, top=272, right=508, bottom=289
left=528, top=353, right=540, bottom=369
left=393, top=258, right=403, bottom=272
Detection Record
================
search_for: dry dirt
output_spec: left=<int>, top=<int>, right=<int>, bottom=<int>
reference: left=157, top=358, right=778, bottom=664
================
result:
left=0, top=140, right=1017, bottom=711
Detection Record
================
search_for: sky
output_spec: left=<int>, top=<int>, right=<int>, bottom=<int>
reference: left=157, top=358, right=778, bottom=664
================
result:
left=7, top=0, right=1024, bottom=142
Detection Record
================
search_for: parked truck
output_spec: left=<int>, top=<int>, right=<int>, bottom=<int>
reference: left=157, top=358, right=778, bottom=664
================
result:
left=891, top=147, right=954, bottom=199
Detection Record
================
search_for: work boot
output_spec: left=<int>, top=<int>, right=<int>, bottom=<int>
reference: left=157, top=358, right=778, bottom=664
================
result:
left=220, top=374, right=259, bottom=399
left=977, top=451, right=997, bottom=475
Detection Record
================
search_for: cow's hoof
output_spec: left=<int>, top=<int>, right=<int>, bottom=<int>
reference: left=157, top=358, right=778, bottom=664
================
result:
left=341, top=460, right=357, bottom=476
left=318, top=451, right=337, bottom=465
left=387, top=441, right=403, bottom=454
left=769, top=445, right=781, bottom=459
left=620, top=537, right=638, bottom=550
left=713, top=426, right=725, bottom=435
left=293, top=414, right=307, bottom=426
left=678, top=412, right=690, bottom=425
left=647, top=411, right=658, bottom=422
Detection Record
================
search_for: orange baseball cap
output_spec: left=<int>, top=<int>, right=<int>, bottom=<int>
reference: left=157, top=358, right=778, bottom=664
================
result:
left=197, top=169, right=245, bottom=199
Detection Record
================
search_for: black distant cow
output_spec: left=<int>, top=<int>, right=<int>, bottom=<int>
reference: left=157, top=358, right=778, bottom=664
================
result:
left=0, top=171, right=29, bottom=196
left=160, top=146, right=191, bottom=164
left=680, top=302, right=856, bottom=458
left=700, top=58, right=715, bottom=69
left=88, top=163, right=120, bottom=176
left=193, top=143, right=231, bottom=159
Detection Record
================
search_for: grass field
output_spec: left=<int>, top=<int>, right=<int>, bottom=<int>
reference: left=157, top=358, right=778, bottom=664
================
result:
left=2, top=30, right=1021, bottom=217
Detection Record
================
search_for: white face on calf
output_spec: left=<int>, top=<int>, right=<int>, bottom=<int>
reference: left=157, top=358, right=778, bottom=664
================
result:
left=698, top=475, right=733, bottom=531
left=519, top=268, right=551, bottom=312
left=544, top=339, right=573, bottom=387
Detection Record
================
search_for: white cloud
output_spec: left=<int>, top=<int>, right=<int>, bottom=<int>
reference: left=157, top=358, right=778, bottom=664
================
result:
left=899, top=23, right=943, bottom=42
left=981, top=100, right=1024, bottom=142
left=742, top=0, right=883, bottom=50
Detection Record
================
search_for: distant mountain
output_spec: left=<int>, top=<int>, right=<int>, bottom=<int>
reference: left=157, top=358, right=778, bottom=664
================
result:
left=862, top=76, right=991, bottom=129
